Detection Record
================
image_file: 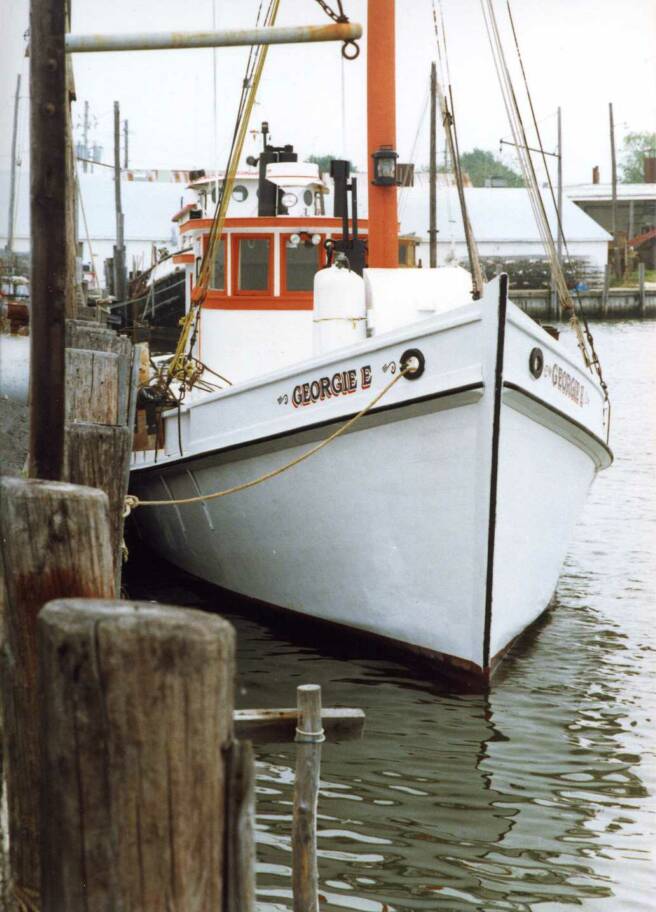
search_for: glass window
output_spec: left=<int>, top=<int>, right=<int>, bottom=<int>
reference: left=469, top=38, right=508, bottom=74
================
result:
left=303, top=189, right=314, bottom=207
left=239, top=238, right=270, bottom=291
left=210, top=238, right=225, bottom=290
left=286, top=239, right=319, bottom=292
left=232, top=184, right=248, bottom=202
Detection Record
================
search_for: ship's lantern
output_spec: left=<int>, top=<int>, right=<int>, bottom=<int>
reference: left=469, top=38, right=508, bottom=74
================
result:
left=311, top=233, right=321, bottom=246
left=372, top=145, right=398, bottom=186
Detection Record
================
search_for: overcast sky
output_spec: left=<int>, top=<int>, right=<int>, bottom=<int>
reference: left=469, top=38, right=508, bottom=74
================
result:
left=2, top=0, right=655, bottom=191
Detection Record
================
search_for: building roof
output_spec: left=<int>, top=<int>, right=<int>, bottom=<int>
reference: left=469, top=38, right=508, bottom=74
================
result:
left=566, top=183, right=656, bottom=202
left=397, top=175, right=612, bottom=244
left=0, top=170, right=186, bottom=247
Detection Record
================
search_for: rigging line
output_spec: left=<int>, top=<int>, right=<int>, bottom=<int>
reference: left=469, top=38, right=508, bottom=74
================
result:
left=431, top=0, right=484, bottom=296
left=398, top=82, right=430, bottom=222
left=481, top=0, right=594, bottom=372
left=505, top=0, right=607, bottom=393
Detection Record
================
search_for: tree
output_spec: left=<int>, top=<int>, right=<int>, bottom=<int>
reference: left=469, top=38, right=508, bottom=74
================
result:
left=620, top=132, right=656, bottom=183
left=457, top=148, right=524, bottom=187
left=307, top=154, right=356, bottom=175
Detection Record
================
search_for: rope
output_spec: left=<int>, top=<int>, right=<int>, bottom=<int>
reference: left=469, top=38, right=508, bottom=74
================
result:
left=124, top=366, right=409, bottom=516
left=12, top=883, right=40, bottom=912
left=166, top=0, right=281, bottom=385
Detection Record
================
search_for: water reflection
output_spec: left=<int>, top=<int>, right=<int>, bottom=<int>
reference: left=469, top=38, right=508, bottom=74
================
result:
left=126, top=322, right=656, bottom=910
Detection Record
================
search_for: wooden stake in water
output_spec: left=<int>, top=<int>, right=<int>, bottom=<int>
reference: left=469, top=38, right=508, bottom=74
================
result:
left=292, top=684, right=324, bottom=912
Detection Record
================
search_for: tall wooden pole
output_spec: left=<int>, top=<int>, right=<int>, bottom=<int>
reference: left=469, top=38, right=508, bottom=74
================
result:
left=366, top=0, right=398, bottom=267
left=6, top=74, right=21, bottom=258
left=29, top=0, right=69, bottom=480
left=609, top=102, right=621, bottom=279
left=123, top=118, right=129, bottom=169
left=113, top=100, right=127, bottom=301
left=429, top=63, right=437, bottom=268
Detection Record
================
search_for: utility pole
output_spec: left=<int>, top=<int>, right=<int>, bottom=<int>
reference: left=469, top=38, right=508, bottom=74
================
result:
left=123, top=119, right=129, bottom=169
left=557, top=106, right=563, bottom=270
left=429, top=62, right=437, bottom=268
left=113, top=101, right=127, bottom=302
left=609, top=102, right=621, bottom=280
left=6, top=74, right=21, bottom=258
left=81, top=100, right=90, bottom=172
left=30, top=0, right=69, bottom=481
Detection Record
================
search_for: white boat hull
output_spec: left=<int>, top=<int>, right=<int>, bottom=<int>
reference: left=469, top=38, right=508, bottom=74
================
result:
left=130, top=277, right=611, bottom=685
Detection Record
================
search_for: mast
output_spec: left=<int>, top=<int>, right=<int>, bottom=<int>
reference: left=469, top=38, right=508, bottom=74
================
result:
left=429, top=62, right=437, bottom=268
left=6, top=74, right=21, bottom=257
left=113, top=100, right=127, bottom=302
left=609, top=102, right=620, bottom=279
left=367, top=0, right=398, bottom=267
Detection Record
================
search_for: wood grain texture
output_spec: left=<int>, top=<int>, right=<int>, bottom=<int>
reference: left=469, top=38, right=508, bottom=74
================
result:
left=64, top=421, right=132, bottom=590
left=292, top=686, right=322, bottom=912
left=65, top=349, right=119, bottom=425
left=0, top=478, right=114, bottom=897
left=38, top=599, right=235, bottom=912
left=224, top=740, right=256, bottom=912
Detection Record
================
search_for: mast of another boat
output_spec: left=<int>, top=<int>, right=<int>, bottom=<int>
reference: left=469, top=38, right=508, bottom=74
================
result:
left=366, top=0, right=398, bottom=268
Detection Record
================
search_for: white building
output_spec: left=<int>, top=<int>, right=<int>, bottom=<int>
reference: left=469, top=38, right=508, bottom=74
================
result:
left=396, top=173, right=612, bottom=272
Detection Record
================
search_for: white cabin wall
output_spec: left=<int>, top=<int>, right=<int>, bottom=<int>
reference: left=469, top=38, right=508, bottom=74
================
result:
left=196, top=309, right=313, bottom=383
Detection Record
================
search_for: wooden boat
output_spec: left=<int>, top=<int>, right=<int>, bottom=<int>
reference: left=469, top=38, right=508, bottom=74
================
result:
left=129, top=1, right=611, bottom=686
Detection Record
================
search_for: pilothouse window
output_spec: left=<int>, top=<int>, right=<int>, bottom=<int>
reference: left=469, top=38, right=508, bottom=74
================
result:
left=238, top=238, right=270, bottom=292
left=210, top=238, right=225, bottom=290
left=285, top=237, right=320, bottom=292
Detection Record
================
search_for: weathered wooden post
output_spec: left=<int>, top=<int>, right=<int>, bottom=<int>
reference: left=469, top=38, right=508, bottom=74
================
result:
left=224, top=740, right=256, bottom=912
left=38, top=599, right=235, bottom=912
left=0, top=478, right=114, bottom=907
left=292, top=684, right=324, bottom=912
left=638, top=261, right=646, bottom=317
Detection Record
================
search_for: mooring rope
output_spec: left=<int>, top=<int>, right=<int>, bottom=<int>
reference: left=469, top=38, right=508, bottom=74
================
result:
left=124, top=366, right=409, bottom=516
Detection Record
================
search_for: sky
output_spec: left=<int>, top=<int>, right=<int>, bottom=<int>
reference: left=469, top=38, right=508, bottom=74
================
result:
left=1, top=0, right=655, bottom=195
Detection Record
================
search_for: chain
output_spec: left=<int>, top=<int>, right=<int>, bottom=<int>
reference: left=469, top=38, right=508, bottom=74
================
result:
left=312, top=0, right=360, bottom=58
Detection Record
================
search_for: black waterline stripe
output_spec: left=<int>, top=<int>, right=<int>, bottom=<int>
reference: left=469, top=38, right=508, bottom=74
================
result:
left=503, top=381, right=614, bottom=463
left=132, top=381, right=485, bottom=474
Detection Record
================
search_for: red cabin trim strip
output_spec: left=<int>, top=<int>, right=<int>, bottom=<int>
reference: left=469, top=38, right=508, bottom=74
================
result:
left=203, top=293, right=312, bottom=311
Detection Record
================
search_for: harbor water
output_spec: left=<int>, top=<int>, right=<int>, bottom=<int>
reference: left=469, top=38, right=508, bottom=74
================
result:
left=127, top=319, right=656, bottom=911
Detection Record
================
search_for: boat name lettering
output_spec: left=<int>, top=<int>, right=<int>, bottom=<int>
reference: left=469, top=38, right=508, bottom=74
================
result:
left=550, top=363, right=585, bottom=406
left=291, top=365, right=372, bottom=408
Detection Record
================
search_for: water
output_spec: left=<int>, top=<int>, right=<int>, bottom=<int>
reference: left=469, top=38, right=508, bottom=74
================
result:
left=127, top=320, right=656, bottom=911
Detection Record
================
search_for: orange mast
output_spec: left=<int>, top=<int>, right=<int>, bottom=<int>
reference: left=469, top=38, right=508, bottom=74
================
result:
left=367, top=0, right=398, bottom=267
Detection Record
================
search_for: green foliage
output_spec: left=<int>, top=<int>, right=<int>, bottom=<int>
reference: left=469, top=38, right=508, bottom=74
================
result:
left=307, top=154, right=356, bottom=175
left=457, top=148, right=524, bottom=187
left=619, top=132, right=656, bottom=183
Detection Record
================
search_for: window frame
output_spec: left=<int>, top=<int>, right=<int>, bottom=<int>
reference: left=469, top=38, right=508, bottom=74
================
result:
left=201, top=233, right=228, bottom=296
left=231, top=232, right=275, bottom=297
left=280, top=232, right=325, bottom=296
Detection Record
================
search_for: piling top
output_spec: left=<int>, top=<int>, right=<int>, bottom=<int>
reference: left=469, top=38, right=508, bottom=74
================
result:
left=0, top=475, right=109, bottom=503
left=40, top=597, right=234, bottom=638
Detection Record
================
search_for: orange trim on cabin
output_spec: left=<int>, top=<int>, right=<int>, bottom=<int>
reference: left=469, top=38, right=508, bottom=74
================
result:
left=172, top=253, right=194, bottom=264
left=179, top=216, right=370, bottom=234
left=231, top=233, right=275, bottom=297
left=203, top=293, right=313, bottom=311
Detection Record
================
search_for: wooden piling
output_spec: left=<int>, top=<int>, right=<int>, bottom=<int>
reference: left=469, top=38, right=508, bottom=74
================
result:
left=38, top=599, right=235, bottom=912
left=0, top=478, right=114, bottom=905
left=639, top=262, right=646, bottom=317
left=64, top=421, right=133, bottom=590
left=224, top=740, right=256, bottom=912
left=292, top=684, right=323, bottom=912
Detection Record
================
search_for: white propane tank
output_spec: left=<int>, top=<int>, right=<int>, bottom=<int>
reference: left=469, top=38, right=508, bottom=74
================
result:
left=0, top=334, right=30, bottom=404
left=313, top=257, right=366, bottom=356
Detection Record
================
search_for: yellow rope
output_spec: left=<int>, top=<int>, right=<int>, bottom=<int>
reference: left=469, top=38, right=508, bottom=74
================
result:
left=168, top=0, right=282, bottom=383
left=124, top=367, right=408, bottom=515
